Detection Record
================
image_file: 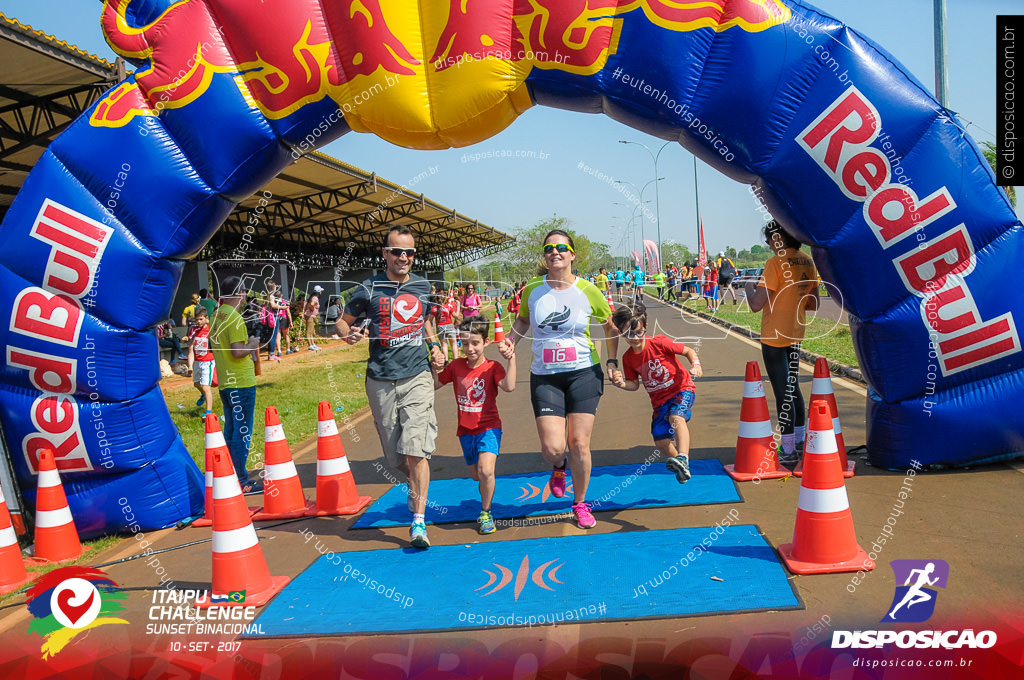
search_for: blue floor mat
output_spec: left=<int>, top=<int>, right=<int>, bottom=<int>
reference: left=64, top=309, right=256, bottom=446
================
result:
left=352, top=458, right=741, bottom=528
left=246, top=524, right=799, bottom=637
left=241, top=524, right=798, bottom=639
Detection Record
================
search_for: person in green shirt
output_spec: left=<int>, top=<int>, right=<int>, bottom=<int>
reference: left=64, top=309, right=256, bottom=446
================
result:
left=654, top=270, right=667, bottom=300
left=210, top=275, right=262, bottom=492
left=198, top=288, right=218, bottom=317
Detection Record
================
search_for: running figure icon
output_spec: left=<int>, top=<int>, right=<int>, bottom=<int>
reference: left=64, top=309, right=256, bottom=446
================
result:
left=887, top=562, right=939, bottom=620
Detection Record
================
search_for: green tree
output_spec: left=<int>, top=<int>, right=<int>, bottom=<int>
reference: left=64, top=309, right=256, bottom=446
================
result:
left=980, top=141, right=1016, bottom=208
left=661, top=241, right=693, bottom=267
left=725, top=246, right=737, bottom=258
left=501, top=215, right=613, bottom=280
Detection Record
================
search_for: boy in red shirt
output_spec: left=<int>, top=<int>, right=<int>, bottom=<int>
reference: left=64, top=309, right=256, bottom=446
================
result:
left=433, top=318, right=516, bottom=534
left=186, top=307, right=215, bottom=416
left=609, top=303, right=703, bottom=483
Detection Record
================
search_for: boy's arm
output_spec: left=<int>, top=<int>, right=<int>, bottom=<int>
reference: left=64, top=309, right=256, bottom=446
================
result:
left=499, top=352, right=516, bottom=392
left=431, top=364, right=444, bottom=390
left=681, top=346, right=703, bottom=379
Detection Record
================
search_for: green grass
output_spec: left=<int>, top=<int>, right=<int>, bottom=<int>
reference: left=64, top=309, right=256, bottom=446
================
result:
left=161, top=340, right=371, bottom=471
left=677, top=296, right=860, bottom=369
left=0, top=534, right=124, bottom=604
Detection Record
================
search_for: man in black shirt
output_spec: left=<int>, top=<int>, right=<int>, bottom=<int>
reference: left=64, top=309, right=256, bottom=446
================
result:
left=336, top=225, right=445, bottom=549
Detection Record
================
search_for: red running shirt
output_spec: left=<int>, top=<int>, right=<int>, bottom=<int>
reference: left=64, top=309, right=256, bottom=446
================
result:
left=187, top=325, right=214, bottom=362
left=438, top=358, right=505, bottom=436
left=436, top=299, right=455, bottom=325
left=621, top=335, right=696, bottom=407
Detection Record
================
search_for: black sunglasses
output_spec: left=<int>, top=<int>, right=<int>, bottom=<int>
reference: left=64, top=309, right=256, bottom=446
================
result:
left=385, top=247, right=416, bottom=258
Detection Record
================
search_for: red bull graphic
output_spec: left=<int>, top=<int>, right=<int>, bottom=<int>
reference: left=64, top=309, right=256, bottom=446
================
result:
left=92, top=0, right=790, bottom=136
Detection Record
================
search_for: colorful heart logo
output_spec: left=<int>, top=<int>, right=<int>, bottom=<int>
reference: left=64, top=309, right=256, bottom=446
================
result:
left=56, top=588, right=95, bottom=626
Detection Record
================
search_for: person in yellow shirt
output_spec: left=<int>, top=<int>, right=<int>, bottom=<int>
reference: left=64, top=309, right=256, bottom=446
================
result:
left=595, top=268, right=611, bottom=296
left=210, top=275, right=263, bottom=492
left=745, top=220, right=819, bottom=464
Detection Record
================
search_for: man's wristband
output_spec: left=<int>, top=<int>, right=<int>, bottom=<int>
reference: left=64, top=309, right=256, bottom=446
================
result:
left=606, top=359, right=619, bottom=366
left=428, top=342, right=441, bottom=350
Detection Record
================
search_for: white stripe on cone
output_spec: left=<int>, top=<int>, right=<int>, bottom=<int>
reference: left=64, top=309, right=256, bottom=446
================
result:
left=34, top=506, right=74, bottom=528
left=317, top=420, right=339, bottom=437
left=805, top=428, right=838, bottom=456
left=265, top=461, right=298, bottom=481
left=212, top=475, right=243, bottom=500
left=742, top=381, right=766, bottom=399
left=317, top=456, right=351, bottom=477
left=812, top=377, right=834, bottom=394
left=37, top=469, right=61, bottom=488
left=211, top=525, right=260, bottom=553
left=205, top=430, right=227, bottom=449
left=0, top=525, right=17, bottom=548
left=265, top=424, right=285, bottom=442
left=0, top=485, right=4, bottom=504
left=738, top=419, right=773, bottom=439
left=797, top=486, right=850, bottom=514
left=205, top=471, right=214, bottom=486
left=833, top=417, right=843, bottom=435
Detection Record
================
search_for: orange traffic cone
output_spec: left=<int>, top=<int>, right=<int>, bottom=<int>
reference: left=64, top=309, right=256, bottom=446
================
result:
left=493, top=315, right=506, bottom=343
left=606, top=290, right=614, bottom=306
left=725, top=362, right=789, bottom=481
left=252, top=407, right=314, bottom=520
left=195, top=414, right=260, bottom=527
left=0, top=481, right=32, bottom=594
left=197, top=443, right=289, bottom=608
left=778, top=401, right=874, bottom=575
left=306, top=401, right=371, bottom=516
left=794, top=359, right=853, bottom=477
left=25, top=450, right=82, bottom=565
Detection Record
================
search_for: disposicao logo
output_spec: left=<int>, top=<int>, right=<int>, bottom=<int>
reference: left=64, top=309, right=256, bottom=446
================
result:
left=832, top=559, right=997, bottom=650
left=26, top=566, right=128, bottom=659
left=883, top=559, right=948, bottom=623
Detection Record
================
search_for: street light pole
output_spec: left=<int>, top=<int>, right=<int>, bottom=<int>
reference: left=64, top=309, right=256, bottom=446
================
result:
left=621, top=140, right=673, bottom=273
left=615, top=179, right=662, bottom=271
left=933, top=0, right=949, bottom=107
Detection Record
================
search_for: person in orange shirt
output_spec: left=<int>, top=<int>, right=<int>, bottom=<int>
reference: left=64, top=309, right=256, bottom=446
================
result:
left=744, top=220, right=819, bottom=464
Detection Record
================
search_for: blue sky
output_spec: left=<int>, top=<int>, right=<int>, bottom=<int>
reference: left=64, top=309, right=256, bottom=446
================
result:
left=4, top=0, right=1019, bottom=260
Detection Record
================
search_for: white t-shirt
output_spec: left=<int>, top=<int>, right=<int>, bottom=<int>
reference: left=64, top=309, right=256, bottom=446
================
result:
left=517, top=276, right=612, bottom=375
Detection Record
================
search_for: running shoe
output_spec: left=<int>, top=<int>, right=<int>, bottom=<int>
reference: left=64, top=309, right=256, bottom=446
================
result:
left=777, top=446, right=799, bottom=466
left=572, top=501, right=596, bottom=529
left=549, top=466, right=567, bottom=498
left=307, top=345, right=316, bottom=351
left=409, top=522, right=430, bottom=549
left=478, top=510, right=496, bottom=535
left=196, top=396, right=205, bottom=407
left=666, top=456, right=691, bottom=483
left=241, top=479, right=264, bottom=495
left=269, top=355, right=280, bottom=361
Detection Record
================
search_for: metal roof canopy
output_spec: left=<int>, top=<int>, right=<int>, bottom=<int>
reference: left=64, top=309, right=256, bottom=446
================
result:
left=0, top=13, right=119, bottom=206
left=0, top=14, right=514, bottom=270
left=208, top=151, right=514, bottom=271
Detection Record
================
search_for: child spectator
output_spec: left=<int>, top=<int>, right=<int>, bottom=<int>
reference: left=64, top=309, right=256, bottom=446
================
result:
left=187, top=307, right=215, bottom=415
left=432, top=318, right=516, bottom=534
left=609, top=303, right=702, bottom=483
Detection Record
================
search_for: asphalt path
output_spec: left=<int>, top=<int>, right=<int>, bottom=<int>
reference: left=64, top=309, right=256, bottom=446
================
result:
left=2, top=295, right=1019, bottom=675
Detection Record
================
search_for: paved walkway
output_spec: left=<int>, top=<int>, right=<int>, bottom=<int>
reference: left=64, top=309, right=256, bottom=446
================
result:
left=2, top=296, right=1019, bottom=673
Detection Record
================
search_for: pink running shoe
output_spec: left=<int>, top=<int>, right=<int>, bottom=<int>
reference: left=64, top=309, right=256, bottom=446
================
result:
left=548, top=466, right=566, bottom=498
left=572, top=501, right=596, bottom=529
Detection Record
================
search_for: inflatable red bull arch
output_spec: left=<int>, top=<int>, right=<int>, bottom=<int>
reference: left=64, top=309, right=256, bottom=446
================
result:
left=1, top=0, right=1020, bottom=536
